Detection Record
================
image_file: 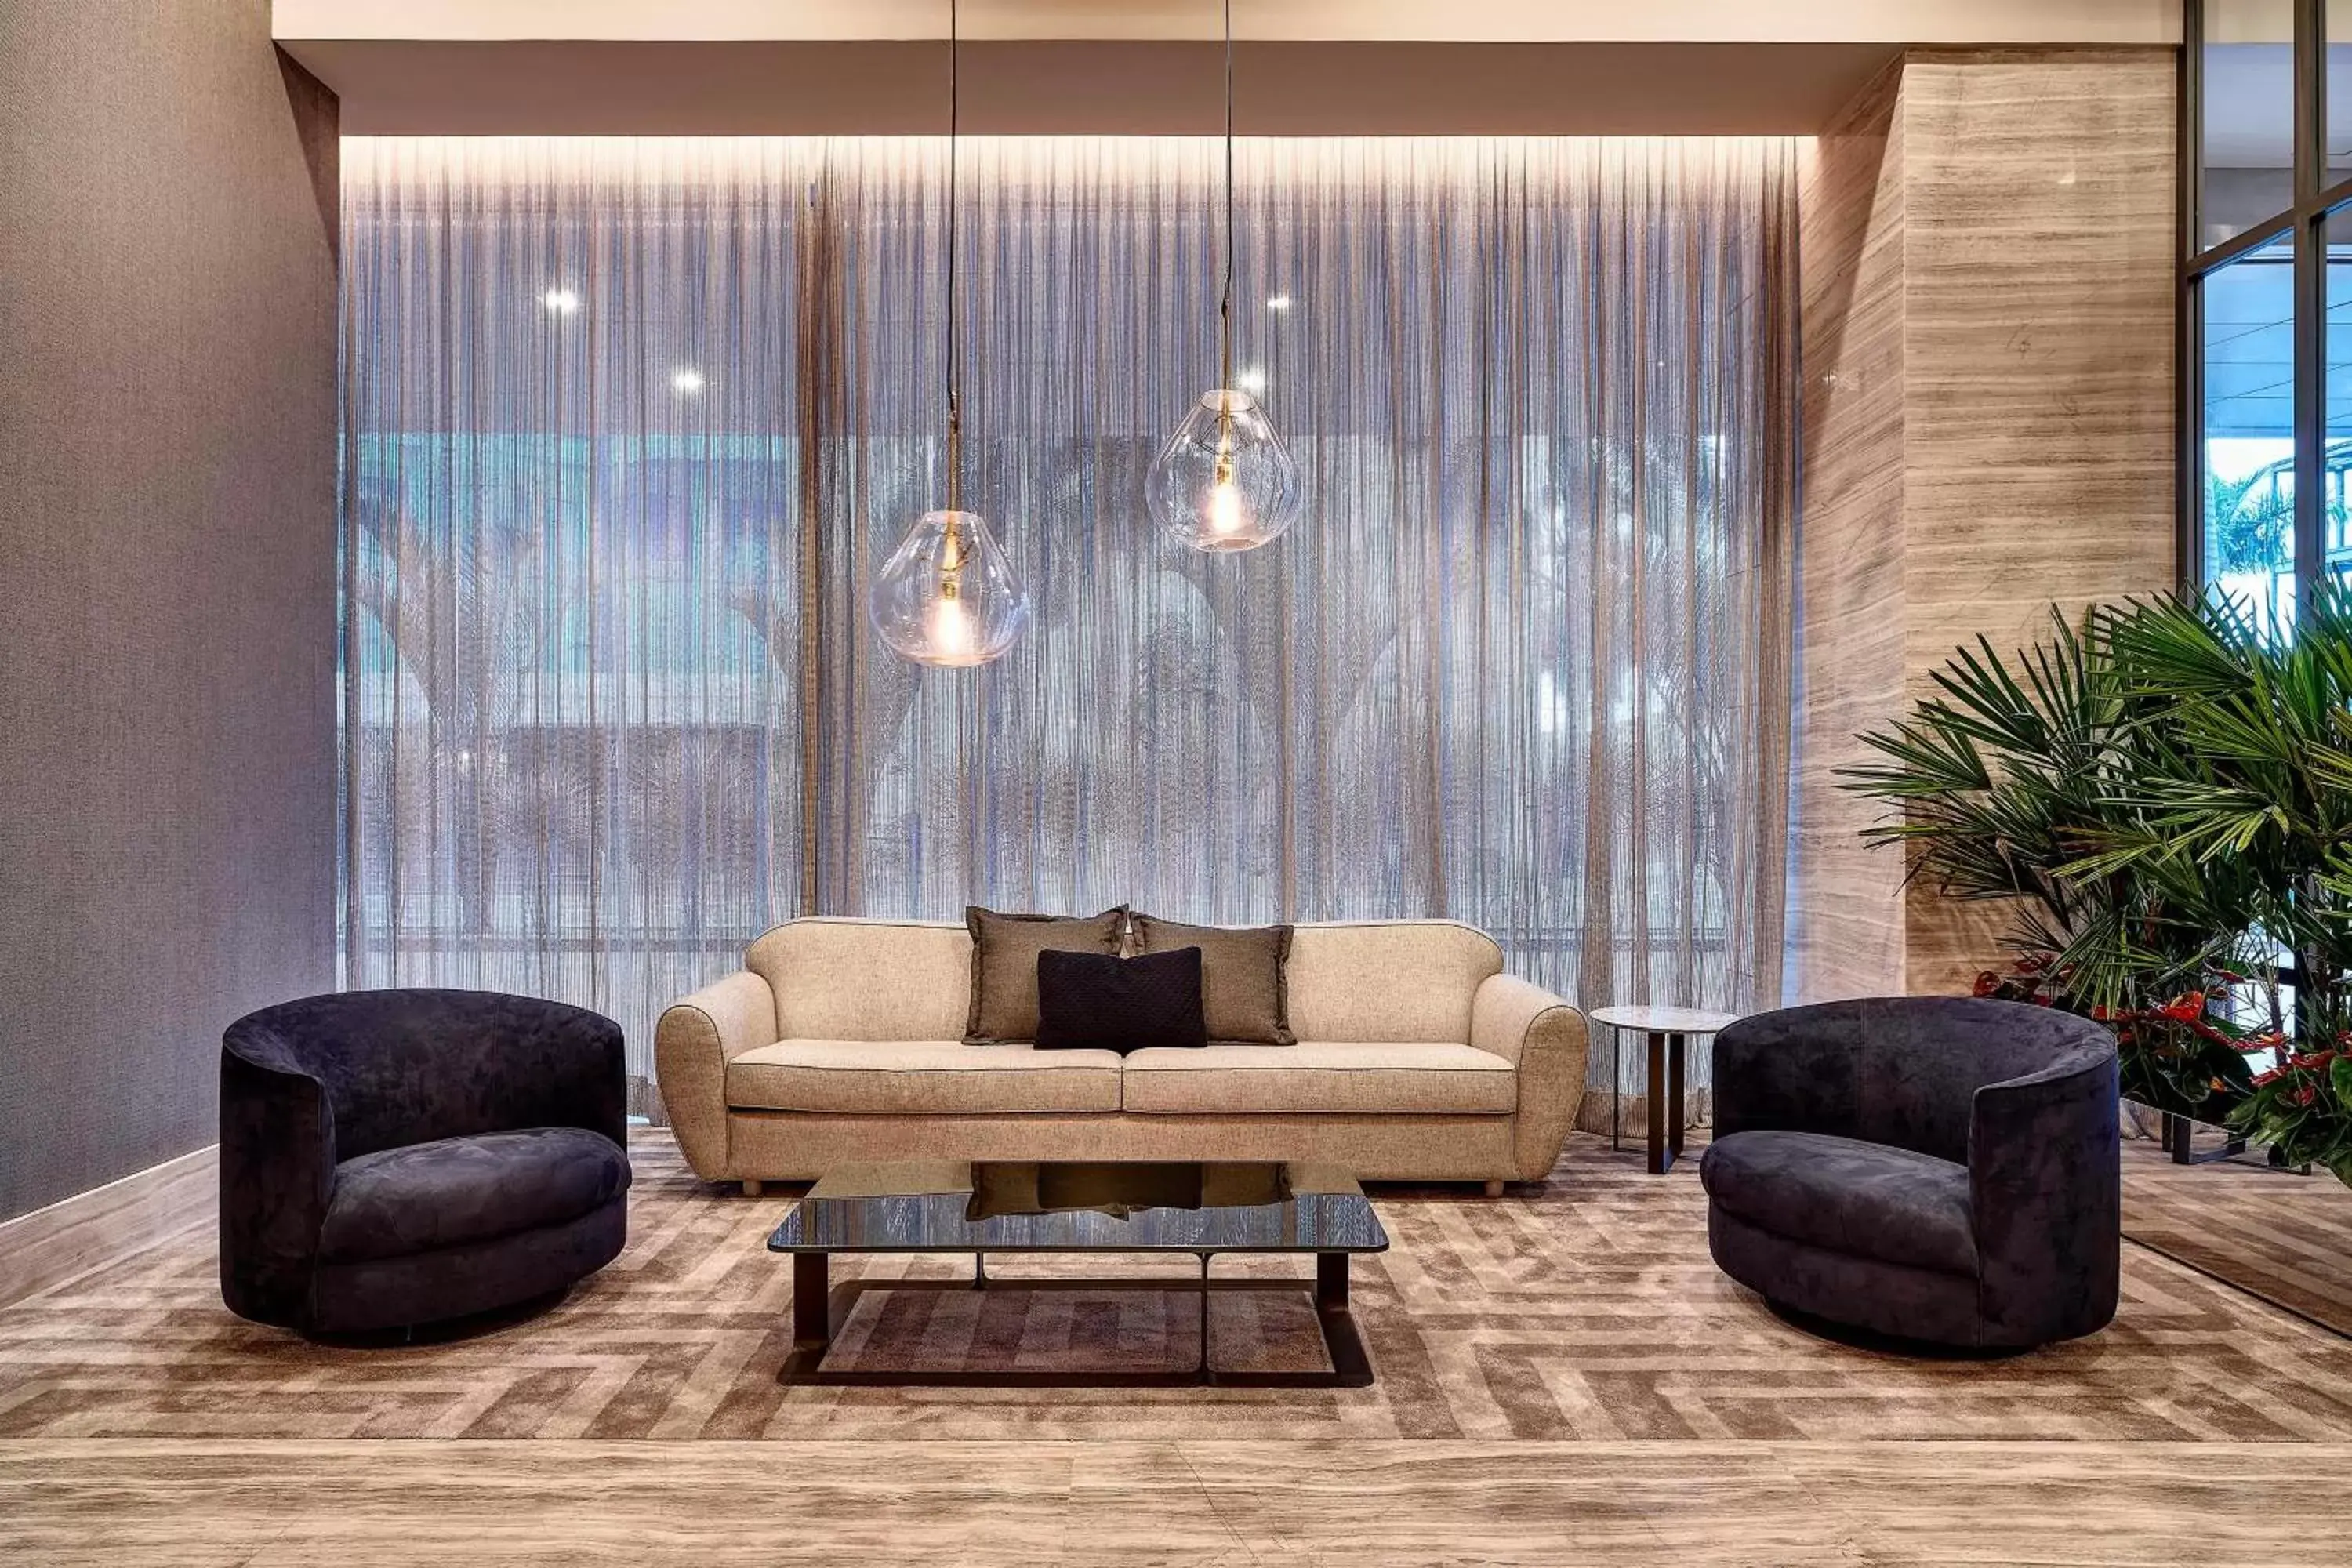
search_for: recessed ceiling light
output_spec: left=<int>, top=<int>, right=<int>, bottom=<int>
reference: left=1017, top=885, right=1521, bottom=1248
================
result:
left=542, top=288, right=581, bottom=314
left=1266, top=294, right=1293, bottom=311
left=671, top=369, right=706, bottom=394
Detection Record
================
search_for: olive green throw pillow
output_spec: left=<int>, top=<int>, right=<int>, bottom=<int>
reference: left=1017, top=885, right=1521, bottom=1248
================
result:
left=1128, top=913, right=1295, bottom=1047
left=963, top=906, right=1129, bottom=1045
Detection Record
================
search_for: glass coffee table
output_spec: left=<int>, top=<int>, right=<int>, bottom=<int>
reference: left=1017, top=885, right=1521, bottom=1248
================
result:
left=767, top=1159, right=1388, bottom=1388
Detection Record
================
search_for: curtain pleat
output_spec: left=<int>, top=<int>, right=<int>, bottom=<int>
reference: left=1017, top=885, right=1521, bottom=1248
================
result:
left=339, top=135, right=1797, bottom=1118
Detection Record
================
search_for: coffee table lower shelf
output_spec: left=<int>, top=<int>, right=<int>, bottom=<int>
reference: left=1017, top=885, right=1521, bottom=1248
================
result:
left=779, top=1250, right=1374, bottom=1388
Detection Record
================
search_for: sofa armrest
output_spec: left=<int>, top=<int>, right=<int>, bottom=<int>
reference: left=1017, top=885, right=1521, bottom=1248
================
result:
left=655, top=970, right=777, bottom=1180
left=1969, top=1047, right=2122, bottom=1344
left=218, top=1029, right=336, bottom=1329
left=1472, top=974, right=1590, bottom=1181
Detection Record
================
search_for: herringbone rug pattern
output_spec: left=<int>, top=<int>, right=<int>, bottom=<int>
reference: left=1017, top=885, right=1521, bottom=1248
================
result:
left=4, top=1134, right=2348, bottom=1443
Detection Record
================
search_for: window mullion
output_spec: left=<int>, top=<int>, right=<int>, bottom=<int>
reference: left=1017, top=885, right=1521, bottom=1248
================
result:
left=2296, top=0, right=2328, bottom=610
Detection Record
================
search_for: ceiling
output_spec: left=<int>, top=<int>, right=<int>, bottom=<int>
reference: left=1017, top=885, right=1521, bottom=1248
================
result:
left=283, top=39, right=1907, bottom=136
left=274, top=0, right=2180, bottom=136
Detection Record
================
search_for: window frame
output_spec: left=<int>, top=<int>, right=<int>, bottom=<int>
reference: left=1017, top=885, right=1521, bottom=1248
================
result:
left=2183, top=0, right=2348, bottom=613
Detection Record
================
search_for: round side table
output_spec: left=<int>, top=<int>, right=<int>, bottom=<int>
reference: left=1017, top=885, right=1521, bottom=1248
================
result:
left=1589, top=1005, right=1740, bottom=1175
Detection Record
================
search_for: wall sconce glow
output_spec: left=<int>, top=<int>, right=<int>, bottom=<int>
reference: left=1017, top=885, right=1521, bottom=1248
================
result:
left=671, top=368, right=706, bottom=394
left=542, top=288, right=581, bottom=314
left=1266, top=294, right=1293, bottom=311
left=1236, top=367, right=1268, bottom=394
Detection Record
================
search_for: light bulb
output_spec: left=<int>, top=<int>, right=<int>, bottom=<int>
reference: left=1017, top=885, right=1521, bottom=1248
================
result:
left=1145, top=389, right=1302, bottom=553
left=869, top=509, right=1029, bottom=667
left=1210, top=477, right=1243, bottom=537
left=928, top=590, right=973, bottom=659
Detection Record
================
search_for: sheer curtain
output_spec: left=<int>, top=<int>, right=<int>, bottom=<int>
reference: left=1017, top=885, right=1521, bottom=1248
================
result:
left=341, top=135, right=1796, bottom=1118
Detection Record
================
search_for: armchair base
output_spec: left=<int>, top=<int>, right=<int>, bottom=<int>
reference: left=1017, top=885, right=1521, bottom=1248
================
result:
left=307, top=1195, right=626, bottom=1337
left=1709, top=1204, right=1993, bottom=1348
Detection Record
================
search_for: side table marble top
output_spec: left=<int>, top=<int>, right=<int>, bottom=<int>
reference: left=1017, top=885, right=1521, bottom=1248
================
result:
left=1588, top=1005, right=1739, bottom=1036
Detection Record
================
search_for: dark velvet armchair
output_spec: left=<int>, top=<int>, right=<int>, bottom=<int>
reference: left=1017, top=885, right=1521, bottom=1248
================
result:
left=1698, top=997, right=2119, bottom=1351
left=220, top=989, right=631, bottom=1337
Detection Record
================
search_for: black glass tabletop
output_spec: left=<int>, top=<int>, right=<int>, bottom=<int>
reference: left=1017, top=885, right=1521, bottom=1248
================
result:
left=767, top=1159, right=1388, bottom=1254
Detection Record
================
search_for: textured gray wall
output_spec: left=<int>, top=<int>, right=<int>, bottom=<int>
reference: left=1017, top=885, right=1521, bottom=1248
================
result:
left=0, top=4, right=338, bottom=1221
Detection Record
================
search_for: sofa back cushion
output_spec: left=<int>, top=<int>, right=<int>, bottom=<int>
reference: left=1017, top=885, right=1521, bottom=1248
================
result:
left=1129, top=913, right=1294, bottom=1047
left=964, top=906, right=1131, bottom=1044
left=743, top=916, right=1507, bottom=1047
left=746, top=919, right=971, bottom=1041
left=1285, top=921, right=1503, bottom=1044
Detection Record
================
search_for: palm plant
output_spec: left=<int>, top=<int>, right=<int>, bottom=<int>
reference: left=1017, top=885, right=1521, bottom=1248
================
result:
left=2070, top=586, right=2352, bottom=1181
left=1837, top=607, right=2268, bottom=1123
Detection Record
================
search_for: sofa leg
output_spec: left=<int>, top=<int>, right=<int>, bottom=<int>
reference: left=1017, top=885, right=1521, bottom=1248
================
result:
left=742, top=1179, right=764, bottom=1198
left=1483, top=1179, right=1506, bottom=1197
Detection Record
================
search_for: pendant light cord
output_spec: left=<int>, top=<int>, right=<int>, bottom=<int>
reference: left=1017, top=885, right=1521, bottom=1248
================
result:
left=1219, top=0, right=1234, bottom=394
left=946, top=0, right=962, bottom=512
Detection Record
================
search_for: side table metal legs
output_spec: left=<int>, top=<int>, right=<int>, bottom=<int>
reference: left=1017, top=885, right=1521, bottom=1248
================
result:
left=1646, top=1032, right=1688, bottom=1174
left=1610, top=1027, right=1691, bottom=1172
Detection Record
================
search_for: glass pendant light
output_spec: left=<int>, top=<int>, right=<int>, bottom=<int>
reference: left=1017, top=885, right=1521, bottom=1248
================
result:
left=869, top=0, right=1029, bottom=667
left=1145, top=0, right=1301, bottom=553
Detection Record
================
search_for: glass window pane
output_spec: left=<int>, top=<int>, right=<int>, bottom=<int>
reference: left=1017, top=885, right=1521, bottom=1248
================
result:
left=2203, top=0, right=2297, bottom=249
left=2332, top=2, right=2352, bottom=187
left=2331, top=203, right=2352, bottom=586
left=2202, top=235, right=2297, bottom=626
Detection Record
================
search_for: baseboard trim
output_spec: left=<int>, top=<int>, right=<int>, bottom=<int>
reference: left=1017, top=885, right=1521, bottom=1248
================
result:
left=0, top=1145, right=218, bottom=1308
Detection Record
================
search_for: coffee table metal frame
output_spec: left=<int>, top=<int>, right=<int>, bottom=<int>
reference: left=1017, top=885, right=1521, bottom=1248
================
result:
left=780, top=1247, right=1372, bottom=1388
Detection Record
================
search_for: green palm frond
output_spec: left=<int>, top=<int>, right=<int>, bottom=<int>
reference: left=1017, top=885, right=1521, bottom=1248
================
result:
left=1853, top=581, right=2352, bottom=1184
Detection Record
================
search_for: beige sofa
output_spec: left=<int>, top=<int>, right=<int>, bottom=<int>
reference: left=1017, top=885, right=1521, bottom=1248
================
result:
left=655, top=916, right=1588, bottom=1194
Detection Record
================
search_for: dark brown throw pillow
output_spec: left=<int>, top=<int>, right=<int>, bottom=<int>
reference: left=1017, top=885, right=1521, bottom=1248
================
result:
left=1128, top=913, right=1295, bottom=1047
left=1034, top=948, right=1209, bottom=1055
left=964, top=906, right=1129, bottom=1044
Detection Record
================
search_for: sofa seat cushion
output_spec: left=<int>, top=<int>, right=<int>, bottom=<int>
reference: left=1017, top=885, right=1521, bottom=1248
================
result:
left=1699, top=1129, right=1978, bottom=1277
left=728, top=1039, right=1124, bottom=1115
left=1120, top=1042, right=1518, bottom=1116
left=319, top=1127, right=630, bottom=1265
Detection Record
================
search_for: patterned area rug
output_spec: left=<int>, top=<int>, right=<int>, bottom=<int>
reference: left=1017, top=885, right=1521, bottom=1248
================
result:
left=4, top=1133, right=2350, bottom=1443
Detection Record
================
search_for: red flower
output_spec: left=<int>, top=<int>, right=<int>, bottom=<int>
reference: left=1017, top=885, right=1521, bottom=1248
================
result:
left=2031, top=993, right=2053, bottom=1007
left=2015, top=954, right=2048, bottom=975
left=1973, top=971, right=2002, bottom=998
left=2254, top=1067, right=2285, bottom=1088
left=2090, top=1004, right=2112, bottom=1022
left=2159, top=995, right=2206, bottom=1024
left=2291, top=1083, right=2318, bottom=1107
